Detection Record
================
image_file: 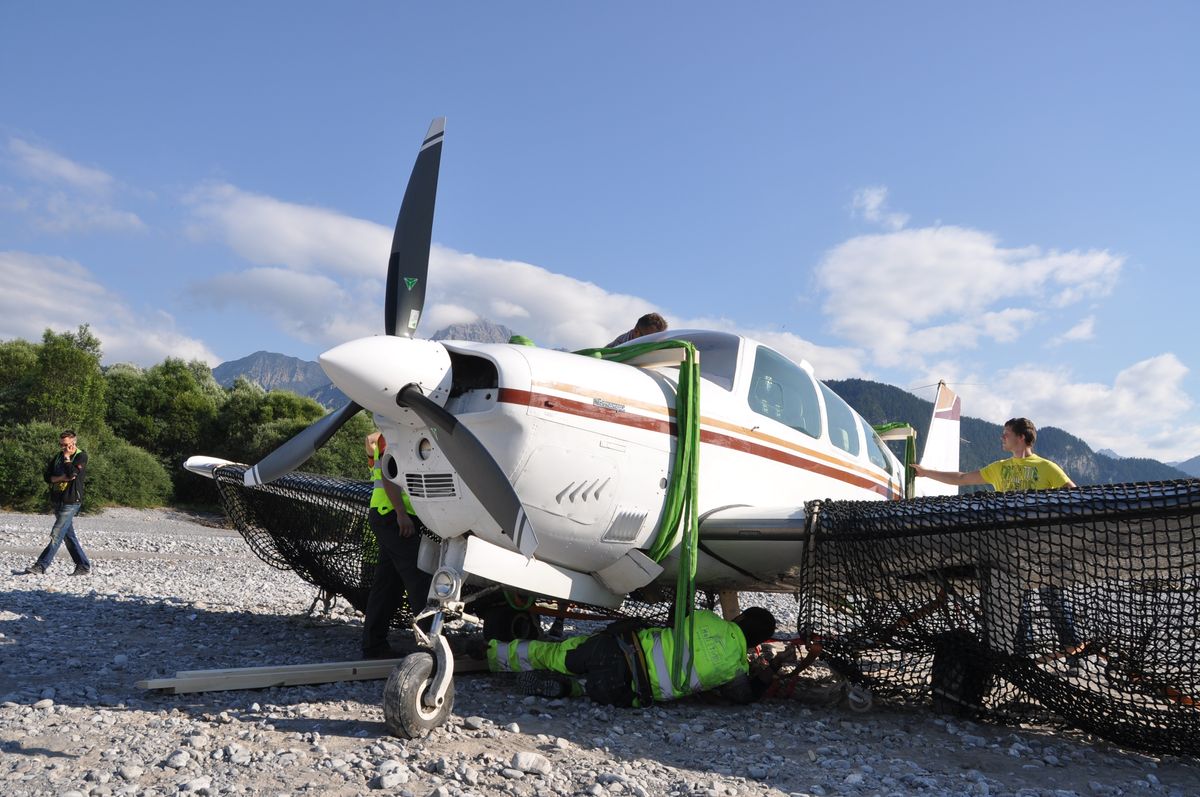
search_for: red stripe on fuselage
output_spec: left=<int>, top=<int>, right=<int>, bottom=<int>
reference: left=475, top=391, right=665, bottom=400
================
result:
left=497, top=388, right=896, bottom=499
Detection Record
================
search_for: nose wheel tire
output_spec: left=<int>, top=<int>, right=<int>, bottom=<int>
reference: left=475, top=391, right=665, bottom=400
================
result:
left=383, top=652, right=455, bottom=739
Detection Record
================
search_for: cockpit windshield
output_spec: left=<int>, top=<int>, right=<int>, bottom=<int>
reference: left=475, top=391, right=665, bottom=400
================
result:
left=633, top=329, right=741, bottom=390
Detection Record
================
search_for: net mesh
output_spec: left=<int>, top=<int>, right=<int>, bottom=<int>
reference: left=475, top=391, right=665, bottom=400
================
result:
left=800, top=479, right=1200, bottom=757
left=212, top=464, right=399, bottom=621
left=210, top=463, right=1199, bottom=756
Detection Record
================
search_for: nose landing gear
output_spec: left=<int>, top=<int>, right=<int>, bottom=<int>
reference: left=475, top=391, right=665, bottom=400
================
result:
left=383, top=539, right=469, bottom=739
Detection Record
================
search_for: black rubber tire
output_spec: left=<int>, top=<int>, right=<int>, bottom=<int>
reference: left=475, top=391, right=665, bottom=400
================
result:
left=482, top=603, right=541, bottom=642
left=383, top=652, right=454, bottom=739
left=929, top=631, right=990, bottom=717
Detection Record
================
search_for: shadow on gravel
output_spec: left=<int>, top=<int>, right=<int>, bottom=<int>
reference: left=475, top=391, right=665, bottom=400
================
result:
left=0, top=587, right=365, bottom=706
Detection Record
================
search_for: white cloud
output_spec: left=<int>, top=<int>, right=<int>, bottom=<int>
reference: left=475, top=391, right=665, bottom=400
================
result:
left=1050, top=316, right=1096, bottom=346
left=185, top=184, right=650, bottom=350
left=185, top=182, right=389, bottom=276
left=9, top=138, right=114, bottom=192
left=0, top=250, right=218, bottom=366
left=423, top=303, right=479, bottom=331
left=183, top=186, right=871, bottom=378
left=816, top=225, right=1125, bottom=368
left=676, top=315, right=868, bottom=381
left=189, top=266, right=372, bottom=346
left=490, top=298, right=530, bottom=319
left=928, top=354, right=1200, bottom=462
left=2, top=138, right=145, bottom=232
left=851, top=186, right=909, bottom=231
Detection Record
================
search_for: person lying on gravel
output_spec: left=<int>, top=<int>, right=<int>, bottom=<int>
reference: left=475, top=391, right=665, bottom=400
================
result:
left=476, top=607, right=776, bottom=706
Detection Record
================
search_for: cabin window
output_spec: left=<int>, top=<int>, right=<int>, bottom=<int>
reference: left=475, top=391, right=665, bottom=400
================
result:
left=747, top=345, right=821, bottom=438
left=861, top=418, right=892, bottom=474
left=820, top=383, right=861, bottom=456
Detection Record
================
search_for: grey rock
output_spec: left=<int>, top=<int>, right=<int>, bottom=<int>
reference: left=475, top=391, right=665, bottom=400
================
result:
left=165, top=750, right=191, bottom=769
left=376, top=772, right=410, bottom=788
left=182, top=775, right=212, bottom=792
left=512, top=751, right=551, bottom=775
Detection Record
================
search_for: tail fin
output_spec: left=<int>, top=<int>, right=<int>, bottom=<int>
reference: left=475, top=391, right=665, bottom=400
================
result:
left=915, top=381, right=961, bottom=497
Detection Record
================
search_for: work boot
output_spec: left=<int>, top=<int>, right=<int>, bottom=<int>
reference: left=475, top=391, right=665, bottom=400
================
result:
left=516, top=671, right=573, bottom=699
left=23, top=564, right=45, bottom=575
left=70, top=565, right=92, bottom=576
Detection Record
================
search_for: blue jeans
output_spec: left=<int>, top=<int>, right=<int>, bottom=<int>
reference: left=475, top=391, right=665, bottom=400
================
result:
left=1017, top=586, right=1079, bottom=652
left=35, top=503, right=90, bottom=571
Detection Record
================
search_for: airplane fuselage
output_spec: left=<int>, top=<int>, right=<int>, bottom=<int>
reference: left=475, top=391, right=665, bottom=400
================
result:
left=366, top=330, right=904, bottom=595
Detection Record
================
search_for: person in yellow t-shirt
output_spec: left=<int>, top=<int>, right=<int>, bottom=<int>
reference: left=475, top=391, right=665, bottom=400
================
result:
left=912, top=418, right=1082, bottom=663
left=911, top=417, right=1076, bottom=492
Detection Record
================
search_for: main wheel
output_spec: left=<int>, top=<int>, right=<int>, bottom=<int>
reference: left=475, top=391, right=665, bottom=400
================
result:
left=929, top=630, right=990, bottom=717
left=383, top=652, right=454, bottom=739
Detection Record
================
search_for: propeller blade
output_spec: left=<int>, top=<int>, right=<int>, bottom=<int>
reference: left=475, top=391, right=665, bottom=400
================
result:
left=244, top=401, right=363, bottom=487
left=397, top=384, right=539, bottom=557
left=385, top=117, right=445, bottom=338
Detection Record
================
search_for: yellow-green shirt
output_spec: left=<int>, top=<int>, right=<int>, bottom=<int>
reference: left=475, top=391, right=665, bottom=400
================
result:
left=979, top=454, right=1070, bottom=493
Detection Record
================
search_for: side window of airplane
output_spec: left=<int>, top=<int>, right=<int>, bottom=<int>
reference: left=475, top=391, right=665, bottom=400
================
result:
left=748, top=346, right=822, bottom=439
left=861, top=417, right=892, bottom=474
left=819, top=383, right=860, bottom=456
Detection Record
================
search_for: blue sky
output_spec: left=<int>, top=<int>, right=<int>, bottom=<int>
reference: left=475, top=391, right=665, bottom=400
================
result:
left=2, top=4, right=1198, bottom=462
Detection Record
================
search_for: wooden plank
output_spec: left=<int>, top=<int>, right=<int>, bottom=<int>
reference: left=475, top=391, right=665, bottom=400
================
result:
left=138, top=656, right=488, bottom=694
left=719, top=589, right=741, bottom=619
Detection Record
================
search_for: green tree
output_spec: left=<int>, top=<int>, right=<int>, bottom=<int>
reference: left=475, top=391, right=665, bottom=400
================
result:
left=86, top=427, right=172, bottom=508
left=0, top=421, right=59, bottom=510
left=212, top=379, right=371, bottom=479
left=103, top=362, right=154, bottom=445
left=132, top=359, right=223, bottom=503
left=0, top=338, right=38, bottom=424
left=25, top=325, right=106, bottom=433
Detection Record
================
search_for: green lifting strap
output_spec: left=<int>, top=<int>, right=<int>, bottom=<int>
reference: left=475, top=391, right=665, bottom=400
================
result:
left=574, top=339, right=700, bottom=693
left=873, top=422, right=916, bottom=499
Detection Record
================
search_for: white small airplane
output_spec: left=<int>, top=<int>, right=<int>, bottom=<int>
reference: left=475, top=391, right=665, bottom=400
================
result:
left=185, top=118, right=969, bottom=737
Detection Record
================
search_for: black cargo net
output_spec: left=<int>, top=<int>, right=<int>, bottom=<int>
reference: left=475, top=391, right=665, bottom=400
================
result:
left=210, top=463, right=1198, bottom=756
left=799, top=479, right=1200, bottom=757
left=212, top=464, right=402, bottom=620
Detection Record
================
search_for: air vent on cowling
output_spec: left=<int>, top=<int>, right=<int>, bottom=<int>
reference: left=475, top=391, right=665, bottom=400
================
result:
left=602, top=509, right=647, bottom=543
left=405, top=473, right=457, bottom=499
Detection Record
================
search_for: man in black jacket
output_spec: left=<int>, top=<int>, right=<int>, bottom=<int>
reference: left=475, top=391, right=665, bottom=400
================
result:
left=24, top=430, right=92, bottom=576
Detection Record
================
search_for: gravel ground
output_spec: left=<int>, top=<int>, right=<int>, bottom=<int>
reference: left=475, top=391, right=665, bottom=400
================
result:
left=2, top=507, right=1199, bottom=797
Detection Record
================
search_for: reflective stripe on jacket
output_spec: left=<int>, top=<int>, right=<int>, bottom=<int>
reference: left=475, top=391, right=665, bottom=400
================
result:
left=638, top=610, right=748, bottom=701
left=487, top=636, right=587, bottom=674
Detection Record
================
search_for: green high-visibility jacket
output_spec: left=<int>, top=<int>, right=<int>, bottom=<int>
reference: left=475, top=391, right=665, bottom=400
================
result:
left=487, top=609, right=748, bottom=702
left=369, top=438, right=414, bottom=516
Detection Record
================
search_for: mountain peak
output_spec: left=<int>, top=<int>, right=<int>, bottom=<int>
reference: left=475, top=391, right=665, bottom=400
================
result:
left=430, top=319, right=516, bottom=344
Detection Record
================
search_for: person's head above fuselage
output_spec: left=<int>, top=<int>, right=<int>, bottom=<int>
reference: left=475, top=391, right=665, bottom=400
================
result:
left=633, top=312, right=668, bottom=338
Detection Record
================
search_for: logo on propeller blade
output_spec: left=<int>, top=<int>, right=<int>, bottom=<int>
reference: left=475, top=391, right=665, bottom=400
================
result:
left=404, top=277, right=419, bottom=291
